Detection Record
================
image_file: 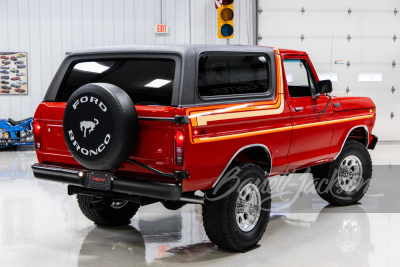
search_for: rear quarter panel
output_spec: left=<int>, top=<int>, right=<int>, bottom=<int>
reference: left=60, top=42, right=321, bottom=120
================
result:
left=179, top=98, right=292, bottom=192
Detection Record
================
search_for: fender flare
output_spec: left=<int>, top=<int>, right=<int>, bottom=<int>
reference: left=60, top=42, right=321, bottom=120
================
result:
left=212, top=144, right=272, bottom=188
left=334, top=125, right=369, bottom=160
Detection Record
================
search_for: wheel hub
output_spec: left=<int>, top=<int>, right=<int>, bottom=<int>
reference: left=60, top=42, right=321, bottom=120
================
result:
left=338, top=155, right=363, bottom=192
left=235, top=183, right=262, bottom=232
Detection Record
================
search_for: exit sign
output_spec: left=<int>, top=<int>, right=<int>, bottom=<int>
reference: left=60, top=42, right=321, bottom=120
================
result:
left=155, top=25, right=169, bottom=33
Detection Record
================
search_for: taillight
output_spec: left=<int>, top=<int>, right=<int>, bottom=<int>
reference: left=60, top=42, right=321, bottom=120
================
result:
left=33, top=119, right=41, bottom=151
left=174, top=129, right=184, bottom=166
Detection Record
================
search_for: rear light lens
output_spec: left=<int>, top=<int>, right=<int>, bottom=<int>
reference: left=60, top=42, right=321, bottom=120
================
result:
left=33, top=119, right=41, bottom=151
left=174, top=129, right=184, bottom=166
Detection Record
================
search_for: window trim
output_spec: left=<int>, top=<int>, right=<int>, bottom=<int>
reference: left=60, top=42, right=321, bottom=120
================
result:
left=304, top=60, right=318, bottom=97
left=284, top=58, right=318, bottom=99
left=195, top=52, right=274, bottom=103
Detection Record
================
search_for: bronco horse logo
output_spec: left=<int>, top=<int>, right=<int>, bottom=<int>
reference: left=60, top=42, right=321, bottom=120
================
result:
left=80, top=119, right=99, bottom=138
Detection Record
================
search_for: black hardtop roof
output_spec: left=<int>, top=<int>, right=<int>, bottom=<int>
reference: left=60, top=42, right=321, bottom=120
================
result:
left=69, top=44, right=274, bottom=57
left=45, top=44, right=277, bottom=105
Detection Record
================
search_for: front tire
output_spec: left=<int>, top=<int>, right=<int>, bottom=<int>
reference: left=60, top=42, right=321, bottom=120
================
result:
left=312, top=140, right=372, bottom=206
left=202, top=163, right=271, bottom=251
left=77, top=195, right=140, bottom=227
left=0, top=130, right=10, bottom=150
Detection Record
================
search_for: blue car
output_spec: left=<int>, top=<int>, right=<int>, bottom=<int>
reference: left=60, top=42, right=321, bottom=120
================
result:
left=1, top=81, right=9, bottom=84
left=1, top=76, right=9, bottom=80
left=10, top=83, right=21, bottom=88
left=0, top=117, right=34, bottom=150
left=0, top=70, right=9, bottom=74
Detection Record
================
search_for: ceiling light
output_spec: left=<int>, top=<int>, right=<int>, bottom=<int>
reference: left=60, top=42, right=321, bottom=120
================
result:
left=74, top=62, right=109, bottom=73
left=145, top=79, right=171, bottom=88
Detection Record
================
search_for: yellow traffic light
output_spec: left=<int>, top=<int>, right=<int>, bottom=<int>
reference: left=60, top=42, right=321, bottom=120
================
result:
left=217, top=1, right=234, bottom=39
left=221, top=8, right=233, bottom=21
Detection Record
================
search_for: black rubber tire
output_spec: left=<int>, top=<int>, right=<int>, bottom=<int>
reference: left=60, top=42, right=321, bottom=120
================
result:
left=160, top=200, right=187, bottom=210
left=77, top=195, right=140, bottom=227
left=312, top=140, right=372, bottom=206
left=63, top=83, right=138, bottom=170
left=202, top=163, right=271, bottom=252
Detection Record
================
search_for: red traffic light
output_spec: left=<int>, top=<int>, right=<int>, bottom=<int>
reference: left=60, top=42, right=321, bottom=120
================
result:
left=221, top=0, right=233, bottom=4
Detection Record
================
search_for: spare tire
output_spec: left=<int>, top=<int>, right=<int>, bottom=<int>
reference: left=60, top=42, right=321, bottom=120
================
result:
left=63, top=83, right=138, bottom=170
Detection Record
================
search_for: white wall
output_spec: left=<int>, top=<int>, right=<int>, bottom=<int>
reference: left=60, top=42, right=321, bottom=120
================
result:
left=0, top=0, right=255, bottom=120
left=258, top=0, right=400, bottom=140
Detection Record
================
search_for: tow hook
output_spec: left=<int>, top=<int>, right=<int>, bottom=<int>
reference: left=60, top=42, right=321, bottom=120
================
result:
left=89, top=198, right=113, bottom=209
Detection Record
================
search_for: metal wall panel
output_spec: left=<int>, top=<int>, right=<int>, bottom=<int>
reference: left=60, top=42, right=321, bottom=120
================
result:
left=259, top=0, right=399, bottom=140
left=0, top=0, right=254, bottom=120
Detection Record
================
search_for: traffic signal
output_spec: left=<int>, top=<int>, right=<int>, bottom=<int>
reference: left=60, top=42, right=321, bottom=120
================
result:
left=217, top=0, right=234, bottom=39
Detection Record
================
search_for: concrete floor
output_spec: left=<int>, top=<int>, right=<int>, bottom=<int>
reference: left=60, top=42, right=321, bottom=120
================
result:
left=0, top=144, right=399, bottom=266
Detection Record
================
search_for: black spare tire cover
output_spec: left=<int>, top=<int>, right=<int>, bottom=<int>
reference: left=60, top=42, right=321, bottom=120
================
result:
left=63, top=83, right=138, bottom=170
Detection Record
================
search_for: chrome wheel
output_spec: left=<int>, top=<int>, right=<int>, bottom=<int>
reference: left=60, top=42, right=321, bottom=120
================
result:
left=338, top=155, right=363, bottom=192
left=111, top=200, right=128, bottom=209
left=235, top=183, right=262, bottom=232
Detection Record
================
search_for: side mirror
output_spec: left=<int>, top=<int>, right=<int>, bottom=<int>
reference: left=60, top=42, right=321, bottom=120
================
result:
left=318, top=80, right=332, bottom=94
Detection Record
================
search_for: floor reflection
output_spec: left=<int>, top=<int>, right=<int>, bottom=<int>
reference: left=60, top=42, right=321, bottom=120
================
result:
left=78, top=225, right=147, bottom=267
left=75, top=204, right=372, bottom=267
left=1, top=143, right=400, bottom=266
left=267, top=205, right=371, bottom=267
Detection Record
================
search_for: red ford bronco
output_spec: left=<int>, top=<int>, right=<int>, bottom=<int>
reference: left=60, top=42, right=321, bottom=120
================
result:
left=32, top=44, right=377, bottom=252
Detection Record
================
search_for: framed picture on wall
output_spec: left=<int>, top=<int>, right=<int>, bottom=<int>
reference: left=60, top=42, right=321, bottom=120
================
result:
left=0, top=52, right=28, bottom=95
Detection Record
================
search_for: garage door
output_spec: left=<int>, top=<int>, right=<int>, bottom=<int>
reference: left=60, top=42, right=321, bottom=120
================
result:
left=258, top=0, right=400, bottom=140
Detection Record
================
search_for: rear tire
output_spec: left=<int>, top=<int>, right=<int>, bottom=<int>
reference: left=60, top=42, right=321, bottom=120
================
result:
left=77, top=195, right=140, bottom=227
left=0, top=144, right=10, bottom=150
left=312, top=140, right=372, bottom=206
left=202, top=163, right=271, bottom=252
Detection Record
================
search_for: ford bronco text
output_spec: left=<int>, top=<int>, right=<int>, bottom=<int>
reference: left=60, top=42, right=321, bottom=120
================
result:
left=32, top=45, right=377, bottom=252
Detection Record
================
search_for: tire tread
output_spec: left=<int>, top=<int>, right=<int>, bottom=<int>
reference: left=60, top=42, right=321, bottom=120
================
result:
left=202, top=163, right=270, bottom=251
left=312, top=140, right=372, bottom=206
left=77, top=195, right=140, bottom=226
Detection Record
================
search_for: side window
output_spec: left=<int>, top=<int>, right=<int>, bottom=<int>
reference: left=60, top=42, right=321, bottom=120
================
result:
left=198, top=54, right=271, bottom=98
left=283, top=59, right=316, bottom=98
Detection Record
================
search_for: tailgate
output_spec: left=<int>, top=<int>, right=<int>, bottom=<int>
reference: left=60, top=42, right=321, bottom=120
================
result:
left=40, top=102, right=176, bottom=175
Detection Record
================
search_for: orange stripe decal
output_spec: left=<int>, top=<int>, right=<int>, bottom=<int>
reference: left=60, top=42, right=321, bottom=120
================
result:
left=193, top=114, right=373, bottom=143
left=187, top=48, right=285, bottom=127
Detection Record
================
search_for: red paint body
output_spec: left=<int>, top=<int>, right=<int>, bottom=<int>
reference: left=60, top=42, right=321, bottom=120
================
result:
left=33, top=48, right=376, bottom=193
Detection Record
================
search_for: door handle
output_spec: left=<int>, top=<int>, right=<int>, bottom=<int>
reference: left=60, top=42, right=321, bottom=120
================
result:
left=294, top=107, right=303, bottom=112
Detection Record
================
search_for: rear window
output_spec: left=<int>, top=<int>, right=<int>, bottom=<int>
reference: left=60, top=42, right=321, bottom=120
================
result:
left=198, top=54, right=271, bottom=97
left=57, top=59, right=176, bottom=106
